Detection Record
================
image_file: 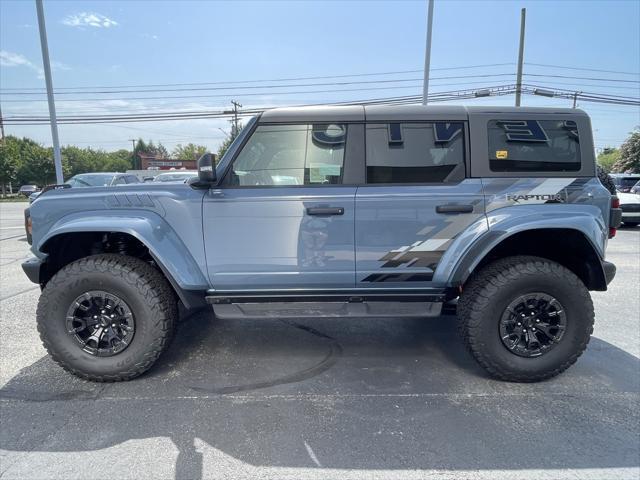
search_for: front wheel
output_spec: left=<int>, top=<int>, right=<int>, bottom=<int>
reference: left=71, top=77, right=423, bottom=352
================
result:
left=37, top=254, right=177, bottom=382
left=457, top=256, right=594, bottom=382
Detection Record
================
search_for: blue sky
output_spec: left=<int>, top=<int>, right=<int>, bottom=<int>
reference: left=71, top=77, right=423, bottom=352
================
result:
left=1, top=0, right=638, bottom=153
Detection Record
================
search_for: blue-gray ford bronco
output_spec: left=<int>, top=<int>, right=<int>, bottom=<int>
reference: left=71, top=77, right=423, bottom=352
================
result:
left=23, top=105, right=622, bottom=383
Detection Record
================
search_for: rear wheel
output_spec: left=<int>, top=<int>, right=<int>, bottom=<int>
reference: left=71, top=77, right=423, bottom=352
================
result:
left=457, top=256, right=594, bottom=382
left=37, top=254, right=177, bottom=382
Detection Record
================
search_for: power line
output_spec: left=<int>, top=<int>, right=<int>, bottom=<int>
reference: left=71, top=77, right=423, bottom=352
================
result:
left=0, top=73, right=522, bottom=95
left=3, top=61, right=636, bottom=93
left=0, top=63, right=516, bottom=92
left=526, top=62, right=640, bottom=76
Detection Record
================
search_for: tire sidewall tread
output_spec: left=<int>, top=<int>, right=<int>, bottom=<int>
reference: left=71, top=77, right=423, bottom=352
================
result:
left=458, top=255, right=594, bottom=382
left=37, top=254, right=177, bottom=382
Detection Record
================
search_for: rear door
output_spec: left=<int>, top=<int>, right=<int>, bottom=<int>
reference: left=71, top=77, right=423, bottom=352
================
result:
left=355, top=118, right=485, bottom=289
left=203, top=122, right=362, bottom=291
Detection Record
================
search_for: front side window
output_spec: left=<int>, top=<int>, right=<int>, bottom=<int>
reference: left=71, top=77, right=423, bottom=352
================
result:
left=366, top=122, right=465, bottom=184
left=226, top=123, right=346, bottom=186
left=488, top=119, right=581, bottom=172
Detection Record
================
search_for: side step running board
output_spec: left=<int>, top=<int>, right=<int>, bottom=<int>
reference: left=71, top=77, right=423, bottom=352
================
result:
left=205, top=290, right=445, bottom=320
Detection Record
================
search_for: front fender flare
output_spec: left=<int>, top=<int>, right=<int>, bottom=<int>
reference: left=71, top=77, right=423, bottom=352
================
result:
left=39, top=210, right=209, bottom=292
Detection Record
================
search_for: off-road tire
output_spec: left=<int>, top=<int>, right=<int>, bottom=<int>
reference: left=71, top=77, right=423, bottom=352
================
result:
left=37, top=254, right=177, bottom=382
left=596, top=165, right=617, bottom=195
left=457, top=255, right=594, bottom=382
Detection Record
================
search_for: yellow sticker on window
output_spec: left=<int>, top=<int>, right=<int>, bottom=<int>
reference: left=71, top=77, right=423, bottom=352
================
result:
left=496, top=150, right=508, bottom=159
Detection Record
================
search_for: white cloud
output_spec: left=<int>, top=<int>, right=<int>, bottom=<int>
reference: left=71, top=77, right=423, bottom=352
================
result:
left=0, top=50, right=71, bottom=79
left=0, top=50, right=43, bottom=77
left=62, top=12, right=118, bottom=28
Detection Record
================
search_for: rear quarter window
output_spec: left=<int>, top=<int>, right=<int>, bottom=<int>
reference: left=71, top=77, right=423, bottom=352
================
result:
left=488, top=119, right=581, bottom=172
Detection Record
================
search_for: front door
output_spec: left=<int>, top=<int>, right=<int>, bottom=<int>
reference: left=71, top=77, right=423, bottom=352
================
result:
left=355, top=121, right=485, bottom=289
left=203, top=123, right=357, bottom=291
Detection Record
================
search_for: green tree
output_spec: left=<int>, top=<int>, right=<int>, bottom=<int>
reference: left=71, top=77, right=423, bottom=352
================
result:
left=612, top=129, right=640, bottom=173
left=0, top=137, right=20, bottom=196
left=16, top=140, right=69, bottom=186
left=104, top=149, right=134, bottom=172
left=172, top=143, right=208, bottom=161
left=597, top=147, right=620, bottom=173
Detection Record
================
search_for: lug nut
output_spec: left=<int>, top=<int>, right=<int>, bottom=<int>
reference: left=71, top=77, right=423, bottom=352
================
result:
left=517, top=322, right=522, bottom=326
left=536, top=319, right=540, bottom=323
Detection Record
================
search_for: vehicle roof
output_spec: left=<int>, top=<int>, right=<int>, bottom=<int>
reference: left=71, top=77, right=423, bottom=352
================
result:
left=258, top=104, right=588, bottom=123
left=74, top=172, right=122, bottom=176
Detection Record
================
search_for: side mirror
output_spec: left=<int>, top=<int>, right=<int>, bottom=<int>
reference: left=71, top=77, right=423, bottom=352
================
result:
left=189, top=153, right=217, bottom=189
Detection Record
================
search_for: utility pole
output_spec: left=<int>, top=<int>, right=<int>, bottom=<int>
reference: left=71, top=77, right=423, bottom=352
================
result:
left=129, top=139, right=137, bottom=169
left=572, top=91, right=581, bottom=108
left=230, top=100, right=242, bottom=138
left=35, top=0, right=63, bottom=184
left=422, top=0, right=435, bottom=105
left=515, top=8, right=526, bottom=107
left=0, top=103, right=5, bottom=140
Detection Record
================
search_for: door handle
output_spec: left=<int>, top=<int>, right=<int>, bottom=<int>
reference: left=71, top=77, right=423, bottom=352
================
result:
left=435, top=204, right=474, bottom=214
left=306, top=207, right=344, bottom=216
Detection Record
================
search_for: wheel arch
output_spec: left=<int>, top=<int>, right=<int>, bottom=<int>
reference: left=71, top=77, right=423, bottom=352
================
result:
left=451, top=227, right=609, bottom=291
left=38, top=226, right=208, bottom=309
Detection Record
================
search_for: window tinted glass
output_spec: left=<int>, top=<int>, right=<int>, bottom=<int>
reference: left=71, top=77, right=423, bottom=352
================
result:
left=68, top=174, right=115, bottom=187
left=488, top=119, right=581, bottom=172
left=113, top=176, right=126, bottom=185
left=366, top=122, right=465, bottom=184
left=125, top=175, right=140, bottom=184
left=227, top=124, right=346, bottom=186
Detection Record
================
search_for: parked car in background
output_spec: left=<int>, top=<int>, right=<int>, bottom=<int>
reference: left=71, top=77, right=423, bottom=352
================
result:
left=152, top=171, right=198, bottom=183
left=611, top=173, right=640, bottom=193
left=618, top=191, right=640, bottom=227
left=65, top=172, right=141, bottom=188
left=28, top=172, right=141, bottom=203
left=630, top=180, right=640, bottom=195
left=18, top=185, right=39, bottom=197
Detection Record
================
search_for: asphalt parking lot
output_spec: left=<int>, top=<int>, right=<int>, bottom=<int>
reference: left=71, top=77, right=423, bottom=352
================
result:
left=0, top=201, right=638, bottom=480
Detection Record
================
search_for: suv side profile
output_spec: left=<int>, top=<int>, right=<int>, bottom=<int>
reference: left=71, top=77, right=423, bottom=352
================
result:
left=22, top=105, right=621, bottom=383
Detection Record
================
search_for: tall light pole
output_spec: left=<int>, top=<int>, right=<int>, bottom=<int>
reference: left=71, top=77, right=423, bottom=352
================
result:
left=515, top=8, right=526, bottom=107
left=129, top=139, right=137, bottom=169
left=35, top=0, right=63, bottom=184
left=422, top=0, right=435, bottom=105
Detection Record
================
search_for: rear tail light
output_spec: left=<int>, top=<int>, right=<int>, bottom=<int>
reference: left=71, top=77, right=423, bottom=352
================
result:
left=609, top=196, right=621, bottom=239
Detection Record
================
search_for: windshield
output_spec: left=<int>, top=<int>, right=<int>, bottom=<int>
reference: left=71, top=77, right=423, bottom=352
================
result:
left=67, top=174, right=115, bottom=187
left=617, top=177, right=640, bottom=188
left=153, top=172, right=196, bottom=182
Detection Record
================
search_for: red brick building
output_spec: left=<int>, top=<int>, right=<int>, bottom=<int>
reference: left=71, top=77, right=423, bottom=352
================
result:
left=137, top=153, right=197, bottom=171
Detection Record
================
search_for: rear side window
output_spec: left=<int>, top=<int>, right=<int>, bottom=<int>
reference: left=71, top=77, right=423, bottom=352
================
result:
left=365, top=122, right=465, bottom=184
left=226, top=123, right=346, bottom=186
left=488, top=119, right=581, bottom=172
